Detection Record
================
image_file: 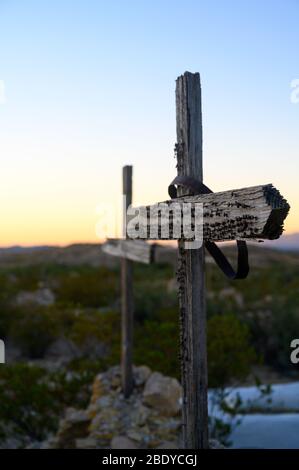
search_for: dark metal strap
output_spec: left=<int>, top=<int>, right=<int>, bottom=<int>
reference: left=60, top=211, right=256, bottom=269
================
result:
left=205, top=240, right=249, bottom=280
left=168, top=175, right=249, bottom=280
left=168, top=175, right=213, bottom=198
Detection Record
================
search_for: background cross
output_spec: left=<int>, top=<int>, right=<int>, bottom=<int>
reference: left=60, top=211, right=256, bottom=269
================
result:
left=102, top=166, right=156, bottom=397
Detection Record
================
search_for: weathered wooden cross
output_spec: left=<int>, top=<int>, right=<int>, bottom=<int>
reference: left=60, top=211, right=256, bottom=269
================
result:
left=102, top=165, right=155, bottom=398
left=125, top=72, right=290, bottom=449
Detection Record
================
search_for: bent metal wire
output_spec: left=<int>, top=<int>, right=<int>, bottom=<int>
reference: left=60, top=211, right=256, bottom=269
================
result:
left=168, top=174, right=249, bottom=280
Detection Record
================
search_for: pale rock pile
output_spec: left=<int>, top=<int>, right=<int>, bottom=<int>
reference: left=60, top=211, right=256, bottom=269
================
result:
left=44, top=365, right=223, bottom=449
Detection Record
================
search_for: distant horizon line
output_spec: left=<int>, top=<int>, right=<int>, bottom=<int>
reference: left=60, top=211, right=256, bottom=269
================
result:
left=1, top=231, right=299, bottom=250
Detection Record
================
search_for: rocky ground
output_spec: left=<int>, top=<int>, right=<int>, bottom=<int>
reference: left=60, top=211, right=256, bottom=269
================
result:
left=42, top=365, right=223, bottom=449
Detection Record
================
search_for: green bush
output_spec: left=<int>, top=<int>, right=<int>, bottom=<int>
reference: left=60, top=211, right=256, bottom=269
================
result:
left=69, top=309, right=121, bottom=366
left=55, top=267, right=118, bottom=308
left=0, top=364, right=59, bottom=443
left=134, top=307, right=256, bottom=388
left=9, top=305, right=59, bottom=358
left=247, top=300, right=299, bottom=372
left=208, top=313, right=257, bottom=387
left=134, top=311, right=180, bottom=378
left=134, top=284, right=177, bottom=322
left=0, top=361, right=104, bottom=445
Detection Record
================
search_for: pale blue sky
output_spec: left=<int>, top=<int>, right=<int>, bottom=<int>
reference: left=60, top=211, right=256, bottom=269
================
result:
left=0, top=0, right=298, bottom=244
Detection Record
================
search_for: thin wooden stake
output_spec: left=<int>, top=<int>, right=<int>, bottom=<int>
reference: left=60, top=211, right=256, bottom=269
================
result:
left=176, top=72, right=209, bottom=448
left=121, top=165, right=134, bottom=397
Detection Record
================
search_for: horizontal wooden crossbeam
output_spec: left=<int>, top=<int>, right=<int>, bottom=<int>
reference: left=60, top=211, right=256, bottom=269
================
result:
left=127, top=184, right=290, bottom=242
left=102, top=239, right=155, bottom=264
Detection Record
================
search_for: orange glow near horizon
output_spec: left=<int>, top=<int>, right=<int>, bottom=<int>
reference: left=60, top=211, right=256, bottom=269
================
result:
left=0, top=185, right=297, bottom=248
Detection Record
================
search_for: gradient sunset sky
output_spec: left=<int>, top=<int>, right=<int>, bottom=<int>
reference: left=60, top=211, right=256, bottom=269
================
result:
left=0, top=0, right=298, bottom=246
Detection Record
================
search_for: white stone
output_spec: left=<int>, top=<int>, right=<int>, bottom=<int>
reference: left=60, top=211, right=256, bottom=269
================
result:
left=143, top=372, right=182, bottom=416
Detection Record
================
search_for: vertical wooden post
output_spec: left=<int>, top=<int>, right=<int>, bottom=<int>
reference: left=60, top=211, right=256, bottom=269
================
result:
left=121, top=165, right=134, bottom=397
left=176, top=72, right=209, bottom=448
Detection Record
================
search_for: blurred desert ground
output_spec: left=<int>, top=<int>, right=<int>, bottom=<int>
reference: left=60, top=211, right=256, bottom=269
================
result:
left=0, top=241, right=299, bottom=448
left=1, top=240, right=299, bottom=268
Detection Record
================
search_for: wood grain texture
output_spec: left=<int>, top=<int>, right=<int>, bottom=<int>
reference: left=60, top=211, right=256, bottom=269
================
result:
left=176, top=71, right=209, bottom=449
left=102, top=239, right=155, bottom=264
left=127, top=184, right=289, bottom=242
left=121, top=165, right=134, bottom=398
